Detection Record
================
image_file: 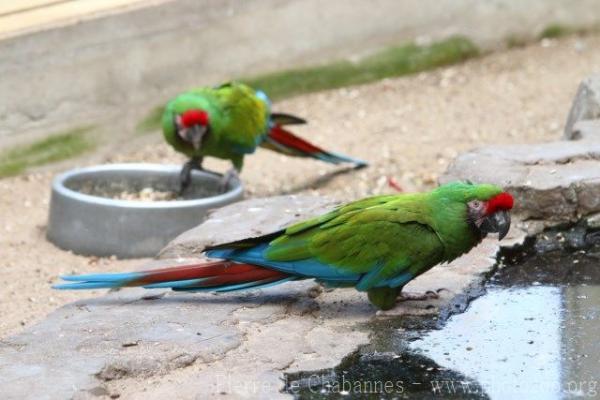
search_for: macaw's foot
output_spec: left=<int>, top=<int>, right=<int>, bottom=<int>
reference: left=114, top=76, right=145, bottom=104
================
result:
left=178, top=158, right=203, bottom=195
left=397, top=290, right=440, bottom=302
left=218, top=169, right=239, bottom=193
left=369, top=288, right=447, bottom=310
left=368, top=287, right=401, bottom=310
left=179, top=164, right=194, bottom=195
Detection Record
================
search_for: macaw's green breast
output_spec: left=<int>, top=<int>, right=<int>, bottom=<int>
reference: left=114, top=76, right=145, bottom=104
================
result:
left=162, top=83, right=270, bottom=167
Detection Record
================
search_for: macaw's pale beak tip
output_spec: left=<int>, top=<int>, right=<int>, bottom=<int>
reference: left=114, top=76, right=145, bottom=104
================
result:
left=187, top=125, right=207, bottom=150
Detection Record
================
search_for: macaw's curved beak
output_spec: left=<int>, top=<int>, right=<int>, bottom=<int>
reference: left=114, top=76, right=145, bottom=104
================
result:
left=480, top=210, right=511, bottom=240
left=186, top=125, right=208, bottom=150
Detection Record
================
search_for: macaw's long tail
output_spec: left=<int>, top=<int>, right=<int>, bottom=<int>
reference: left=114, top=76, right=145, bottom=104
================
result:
left=261, top=124, right=368, bottom=168
left=53, top=260, right=295, bottom=293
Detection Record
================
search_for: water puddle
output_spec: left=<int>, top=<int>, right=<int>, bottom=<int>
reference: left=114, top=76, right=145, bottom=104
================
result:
left=287, top=236, right=600, bottom=399
left=410, top=246, right=600, bottom=399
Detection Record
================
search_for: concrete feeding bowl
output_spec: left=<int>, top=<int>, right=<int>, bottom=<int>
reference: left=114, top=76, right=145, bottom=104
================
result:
left=47, top=163, right=243, bottom=258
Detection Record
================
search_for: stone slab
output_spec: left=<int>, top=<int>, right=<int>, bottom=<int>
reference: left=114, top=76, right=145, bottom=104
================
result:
left=0, top=195, right=508, bottom=399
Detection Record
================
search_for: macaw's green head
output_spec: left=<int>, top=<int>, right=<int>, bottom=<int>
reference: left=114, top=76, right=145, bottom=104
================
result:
left=175, top=109, right=210, bottom=150
left=434, top=182, right=515, bottom=240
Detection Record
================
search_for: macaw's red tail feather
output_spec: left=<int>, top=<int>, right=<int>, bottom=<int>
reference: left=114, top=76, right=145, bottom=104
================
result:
left=130, top=261, right=263, bottom=284
left=53, top=260, right=291, bottom=292
left=267, top=125, right=323, bottom=154
left=262, top=125, right=368, bottom=167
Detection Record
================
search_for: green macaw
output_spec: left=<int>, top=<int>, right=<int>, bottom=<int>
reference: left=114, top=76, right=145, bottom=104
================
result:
left=162, top=82, right=367, bottom=192
left=54, top=182, right=513, bottom=310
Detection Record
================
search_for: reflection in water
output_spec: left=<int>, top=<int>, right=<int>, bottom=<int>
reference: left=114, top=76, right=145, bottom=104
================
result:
left=562, top=285, right=600, bottom=398
left=410, top=246, right=600, bottom=399
left=410, top=286, right=563, bottom=399
left=286, top=349, right=489, bottom=399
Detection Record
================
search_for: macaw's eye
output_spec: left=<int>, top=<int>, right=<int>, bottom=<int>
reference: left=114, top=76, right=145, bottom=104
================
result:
left=469, top=200, right=483, bottom=210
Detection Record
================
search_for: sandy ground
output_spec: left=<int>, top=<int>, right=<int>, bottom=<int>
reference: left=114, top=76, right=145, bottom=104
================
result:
left=1, top=35, right=599, bottom=338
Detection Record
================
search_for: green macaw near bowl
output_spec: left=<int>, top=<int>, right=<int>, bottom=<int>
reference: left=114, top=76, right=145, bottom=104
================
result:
left=162, top=82, right=367, bottom=192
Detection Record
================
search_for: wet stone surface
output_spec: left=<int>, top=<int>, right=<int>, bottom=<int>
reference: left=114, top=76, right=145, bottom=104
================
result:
left=286, top=229, right=600, bottom=399
left=286, top=351, right=488, bottom=400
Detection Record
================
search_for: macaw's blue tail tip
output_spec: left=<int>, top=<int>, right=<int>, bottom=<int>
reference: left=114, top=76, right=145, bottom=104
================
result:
left=324, top=152, right=369, bottom=168
left=52, top=281, right=121, bottom=290
left=52, top=272, right=142, bottom=290
left=353, top=159, right=369, bottom=169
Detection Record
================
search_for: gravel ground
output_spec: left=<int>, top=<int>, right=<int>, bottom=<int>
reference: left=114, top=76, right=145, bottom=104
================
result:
left=1, top=35, right=599, bottom=338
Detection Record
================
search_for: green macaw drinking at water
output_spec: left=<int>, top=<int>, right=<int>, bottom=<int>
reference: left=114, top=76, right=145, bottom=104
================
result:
left=54, top=182, right=514, bottom=310
left=161, top=82, right=367, bottom=192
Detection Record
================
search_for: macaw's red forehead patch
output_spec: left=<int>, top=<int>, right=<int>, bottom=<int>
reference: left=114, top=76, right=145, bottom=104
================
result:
left=181, top=109, right=209, bottom=127
left=486, top=192, right=514, bottom=214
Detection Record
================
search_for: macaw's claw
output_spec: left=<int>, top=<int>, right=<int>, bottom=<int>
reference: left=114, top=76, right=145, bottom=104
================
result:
left=179, top=157, right=203, bottom=195
left=179, top=163, right=194, bottom=195
left=396, top=290, right=439, bottom=302
left=219, top=169, right=240, bottom=193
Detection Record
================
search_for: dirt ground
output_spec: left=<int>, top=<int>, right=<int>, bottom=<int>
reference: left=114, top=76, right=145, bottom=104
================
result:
left=1, top=35, right=599, bottom=338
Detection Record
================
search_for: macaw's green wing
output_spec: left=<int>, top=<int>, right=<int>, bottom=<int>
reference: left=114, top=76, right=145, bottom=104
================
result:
left=202, top=191, right=374, bottom=254
left=207, top=194, right=445, bottom=291
left=267, top=214, right=445, bottom=290
left=211, top=83, right=270, bottom=154
left=282, top=195, right=400, bottom=236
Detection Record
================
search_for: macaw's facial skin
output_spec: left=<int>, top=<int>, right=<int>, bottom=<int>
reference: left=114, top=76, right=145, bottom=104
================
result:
left=175, top=109, right=209, bottom=150
left=467, top=192, right=514, bottom=240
